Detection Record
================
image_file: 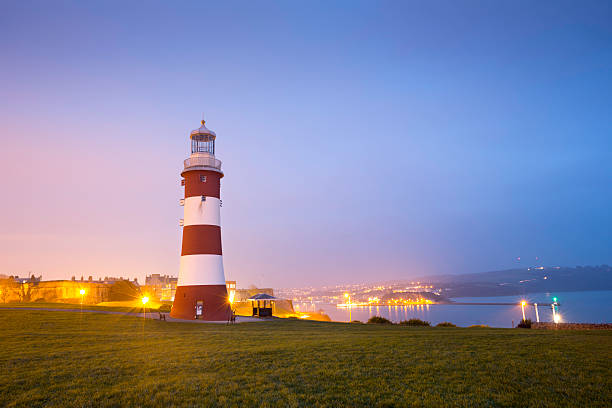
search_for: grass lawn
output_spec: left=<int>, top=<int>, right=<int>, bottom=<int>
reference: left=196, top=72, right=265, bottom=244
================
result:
left=0, top=309, right=610, bottom=407
left=0, top=302, right=157, bottom=313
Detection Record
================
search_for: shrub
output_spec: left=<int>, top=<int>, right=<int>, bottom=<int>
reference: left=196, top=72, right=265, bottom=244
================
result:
left=517, top=319, right=532, bottom=329
left=436, top=322, right=456, bottom=327
left=350, top=320, right=363, bottom=324
left=468, top=324, right=489, bottom=328
left=157, top=304, right=172, bottom=313
left=399, top=318, right=431, bottom=327
left=367, top=316, right=392, bottom=324
left=108, top=280, right=140, bottom=301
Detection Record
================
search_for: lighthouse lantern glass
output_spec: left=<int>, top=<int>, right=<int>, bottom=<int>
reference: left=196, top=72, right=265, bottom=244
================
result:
left=191, top=135, right=215, bottom=155
left=190, top=121, right=216, bottom=156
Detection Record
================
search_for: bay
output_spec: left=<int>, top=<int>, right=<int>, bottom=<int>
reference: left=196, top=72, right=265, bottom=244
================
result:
left=293, top=290, right=612, bottom=328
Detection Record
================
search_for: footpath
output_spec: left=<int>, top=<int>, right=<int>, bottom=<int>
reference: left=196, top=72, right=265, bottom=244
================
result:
left=0, top=307, right=262, bottom=323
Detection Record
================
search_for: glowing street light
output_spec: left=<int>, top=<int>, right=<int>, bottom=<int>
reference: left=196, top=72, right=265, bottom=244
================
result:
left=520, top=300, right=527, bottom=321
left=344, top=293, right=351, bottom=322
left=140, top=296, right=150, bottom=333
left=550, top=296, right=560, bottom=323
left=79, top=289, right=86, bottom=296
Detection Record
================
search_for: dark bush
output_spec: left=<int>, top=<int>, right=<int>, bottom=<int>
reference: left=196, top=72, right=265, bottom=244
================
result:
left=367, top=316, right=392, bottom=324
left=108, top=280, right=140, bottom=301
left=517, top=319, right=532, bottom=329
left=350, top=320, right=363, bottom=324
left=436, top=322, right=456, bottom=327
left=157, top=304, right=172, bottom=313
left=399, top=318, right=431, bottom=327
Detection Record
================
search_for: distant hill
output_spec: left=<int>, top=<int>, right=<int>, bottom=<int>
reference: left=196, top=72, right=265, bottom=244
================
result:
left=418, top=265, right=612, bottom=298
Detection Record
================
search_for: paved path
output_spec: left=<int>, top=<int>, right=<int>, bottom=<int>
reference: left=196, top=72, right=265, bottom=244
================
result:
left=0, top=307, right=264, bottom=323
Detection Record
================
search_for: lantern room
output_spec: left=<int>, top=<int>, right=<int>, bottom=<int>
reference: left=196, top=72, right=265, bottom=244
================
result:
left=190, top=120, right=216, bottom=155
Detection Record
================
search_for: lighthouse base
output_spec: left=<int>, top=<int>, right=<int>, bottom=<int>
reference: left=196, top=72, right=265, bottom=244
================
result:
left=170, top=284, right=231, bottom=321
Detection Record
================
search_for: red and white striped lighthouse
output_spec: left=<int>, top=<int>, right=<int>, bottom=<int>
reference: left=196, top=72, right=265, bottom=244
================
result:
left=170, top=119, right=231, bottom=321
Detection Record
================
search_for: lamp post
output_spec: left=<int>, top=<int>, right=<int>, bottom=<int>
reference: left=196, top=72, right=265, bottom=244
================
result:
left=520, top=300, right=526, bottom=321
left=78, top=288, right=86, bottom=328
left=551, top=297, right=559, bottom=323
left=141, top=296, right=149, bottom=333
left=534, top=303, right=539, bottom=323
left=344, top=293, right=351, bottom=322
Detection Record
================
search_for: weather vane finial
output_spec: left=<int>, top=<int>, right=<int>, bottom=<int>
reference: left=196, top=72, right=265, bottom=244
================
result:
left=201, top=112, right=205, bottom=125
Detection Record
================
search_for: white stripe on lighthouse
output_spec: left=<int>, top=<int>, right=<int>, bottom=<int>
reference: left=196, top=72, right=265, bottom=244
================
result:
left=177, top=254, right=226, bottom=286
left=182, top=196, right=221, bottom=227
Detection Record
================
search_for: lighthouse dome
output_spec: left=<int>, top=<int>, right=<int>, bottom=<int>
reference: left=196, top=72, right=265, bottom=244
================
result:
left=190, top=120, right=216, bottom=141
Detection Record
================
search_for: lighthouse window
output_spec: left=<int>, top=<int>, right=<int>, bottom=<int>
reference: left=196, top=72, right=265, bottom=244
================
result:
left=200, top=175, right=207, bottom=183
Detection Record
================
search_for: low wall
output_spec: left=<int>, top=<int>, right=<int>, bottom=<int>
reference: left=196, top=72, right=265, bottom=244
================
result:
left=532, top=322, right=612, bottom=330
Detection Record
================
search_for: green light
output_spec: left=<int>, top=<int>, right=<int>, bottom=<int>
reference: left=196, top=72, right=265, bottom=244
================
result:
left=553, top=297, right=557, bottom=302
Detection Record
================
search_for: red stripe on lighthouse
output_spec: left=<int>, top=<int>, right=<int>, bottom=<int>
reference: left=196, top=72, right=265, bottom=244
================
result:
left=182, top=170, right=222, bottom=198
left=171, top=285, right=230, bottom=321
left=181, top=225, right=222, bottom=255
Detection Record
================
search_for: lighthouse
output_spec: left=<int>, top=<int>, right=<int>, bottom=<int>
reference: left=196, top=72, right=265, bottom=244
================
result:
left=170, top=119, right=231, bottom=321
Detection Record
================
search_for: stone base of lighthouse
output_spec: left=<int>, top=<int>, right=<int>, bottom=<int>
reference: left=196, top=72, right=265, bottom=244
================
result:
left=170, top=284, right=231, bottom=321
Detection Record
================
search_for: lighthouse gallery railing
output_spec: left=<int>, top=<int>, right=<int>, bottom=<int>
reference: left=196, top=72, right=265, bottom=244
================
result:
left=184, top=156, right=222, bottom=170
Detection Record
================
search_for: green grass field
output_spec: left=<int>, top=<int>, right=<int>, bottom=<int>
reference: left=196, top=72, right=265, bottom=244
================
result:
left=0, top=302, right=143, bottom=313
left=0, top=309, right=610, bottom=407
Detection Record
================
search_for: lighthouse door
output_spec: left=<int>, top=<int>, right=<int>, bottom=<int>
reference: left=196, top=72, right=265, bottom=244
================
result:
left=196, top=301, right=204, bottom=318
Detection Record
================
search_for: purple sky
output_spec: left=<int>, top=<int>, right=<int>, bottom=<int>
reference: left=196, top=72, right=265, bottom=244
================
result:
left=1, top=1, right=611, bottom=287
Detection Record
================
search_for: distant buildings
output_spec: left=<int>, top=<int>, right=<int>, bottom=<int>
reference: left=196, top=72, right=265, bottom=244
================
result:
left=0, top=275, right=140, bottom=304
left=233, top=287, right=274, bottom=302
left=144, top=274, right=177, bottom=301
left=141, top=275, right=269, bottom=305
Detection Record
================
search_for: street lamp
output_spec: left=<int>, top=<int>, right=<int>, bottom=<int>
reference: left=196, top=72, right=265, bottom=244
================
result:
left=140, top=296, right=150, bottom=333
left=78, top=288, right=86, bottom=326
left=344, top=293, right=351, bottom=322
left=520, top=300, right=526, bottom=321
left=551, top=297, right=558, bottom=323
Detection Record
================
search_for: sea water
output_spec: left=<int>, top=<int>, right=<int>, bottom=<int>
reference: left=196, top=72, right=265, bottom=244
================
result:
left=293, top=290, right=612, bottom=328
